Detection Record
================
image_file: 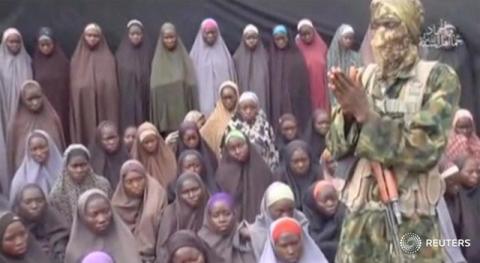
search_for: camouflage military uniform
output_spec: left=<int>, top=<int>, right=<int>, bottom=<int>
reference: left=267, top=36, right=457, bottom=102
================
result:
left=328, top=58, right=460, bottom=262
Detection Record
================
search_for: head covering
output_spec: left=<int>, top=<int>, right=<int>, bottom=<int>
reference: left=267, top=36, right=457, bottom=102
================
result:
left=10, top=130, right=62, bottom=200
left=269, top=25, right=311, bottom=131
left=0, top=28, right=32, bottom=133
left=201, top=18, right=218, bottom=32
left=233, top=25, right=270, bottom=112
left=295, top=19, right=329, bottom=111
left=302, top=109, right=328, bottom=162
left=112, top=160, right=167, bottom=260
left=12, top=184, right=70, bottom=263
left=190, top=18, right=237, bottom=114
left=81, top=251, right=114, bottom=263
left=265, top=182, right=295, bottom=207
left=156, top=172, right=208, bottom=259
left=33, top=27, right=70, bottom=141
left=70, top=23, right=119, bottom=145
left=166, top=230, right=223, bottom=263
left=89, top=121, right=129, bottom=188
left=177, top=149, right=219, bottom=195
left=184, top=110, right=204, bottom=124
left=216, top=133, right=274, bottom=222
left=445, top=109, right=480, bottom=162
left=303, top=181, right=345, bottom=262
left=150, top=22, right=198, bottom=132
left=258, top=217, right=328, bottom=263
left=198, top=193, right=256, bottom=263
left=49, top=145, right=111, bottom=224
left=131, top=122, right=177, bottom=187
left=275, top=140, right=323, bottom=210
left=6, top=80, right=66, bottom=181
left=228, top=108, right=279, bottom=170
left=116, top=19, right=153, bottom=131
left=0, top=210, right=51, bottom=263
left=200, top=81, right=239, bottom=157
left=238, top=91, right=259, bottom=105
left=65, top=189, right=142, bottom=263
left=247, top=182, right=310, bottom=260
left=297, top=19, right=314, bottom=31
left=272, top=25, right=287, bottom=36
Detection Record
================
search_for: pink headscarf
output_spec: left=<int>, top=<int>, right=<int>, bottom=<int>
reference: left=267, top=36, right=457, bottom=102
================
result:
left=445, top=109, right=480, bottom=161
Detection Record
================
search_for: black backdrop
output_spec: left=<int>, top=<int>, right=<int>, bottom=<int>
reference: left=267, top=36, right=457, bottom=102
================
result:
left=1, top=0, right=479, bottom=100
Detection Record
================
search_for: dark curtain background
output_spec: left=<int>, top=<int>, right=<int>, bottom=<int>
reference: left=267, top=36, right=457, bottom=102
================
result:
left=1, top=0, right=479, bottom=120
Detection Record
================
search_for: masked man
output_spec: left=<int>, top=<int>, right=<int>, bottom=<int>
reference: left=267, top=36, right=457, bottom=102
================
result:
left=327, top=0, right=460, bottom=262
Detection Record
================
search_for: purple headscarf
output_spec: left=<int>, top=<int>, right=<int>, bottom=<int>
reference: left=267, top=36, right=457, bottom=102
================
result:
left=81, top=251, right=114, bottom=263
left=207, top=192, right=234, bottom=211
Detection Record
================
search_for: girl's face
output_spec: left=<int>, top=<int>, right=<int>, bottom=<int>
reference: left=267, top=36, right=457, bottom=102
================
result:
left=274, top=232, right=303, bottom=263
left=208, top=201, right=234, bottom=235
left=179, top=178, right=204, bottom=209
left=182, top=129, right=200, bottom=149
left=100, top=125, right=120, bottom=154
left=172, top=247, right=205, bottom=263
left=123, top=171, right=146, bottom=199
left=340, top=32, right=355, bottom=50
left=280, top=120, right=298, bottom=142
left=274, top=34, right=288, bottom=49
left=289, top=149, right=310, bottom=175
left=162, top=28, right=177, bottom=51
left=299, top=25, right=314, bottom=45
left=16, top=186, right=46, bottom=223
left=28, top=135, right=49, bottom=164
left=314, top=112, right=330, bottom=136
left=83, top=195, right=112, bottom=235
left=180, top=154, right=203, bottom=176
left=315, top=186, right=339, bottom=217
left=38, top=38, right=54, bottom=56
left=21, top=86, right=44, bottom=113
left=226, top=138, right=249, bottom=163
left=268, top=199, right=295, bottom=220
left=220, top=86, right=237, bottom=112
left=123, top=127, right=137, bottom=151
left=141, top=134, right=159, bottom=154
left=6, top=34, right=21, bottom=55
left=459, top=158, right=480, bottom=189
left=84, top=29, right=101, bottom=49
left=239, top=100, right=258, bottom=124
left=244, top=32, right=259, bottom=50
left=455, top=117, right=474, bottom=138
left=202, top=28, right=218, bottom=46
left=1, top=221, right=28, bottom=257
left=67, top=154, right=90, bottom=184
left=128, top=25, right=144, bottom=47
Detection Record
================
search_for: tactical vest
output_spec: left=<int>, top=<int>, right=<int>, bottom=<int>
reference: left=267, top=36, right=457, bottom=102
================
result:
left=341, top=60, right=445, bottom=218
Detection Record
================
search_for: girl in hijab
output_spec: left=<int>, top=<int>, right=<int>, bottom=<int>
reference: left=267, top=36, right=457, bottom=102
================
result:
left=259, top=217, right=328, bottom=263
left=0, top=28, right=32, bottom=131
left=242, top=182, right=310, bottom=260
left=303, top=180, right=345, bottom=263
left=49, top=144, right=111, bottom=224
left=65, top=189, right=142, bottom=263
left=116, top=19, right=153, bottom=131
left=216, top=130, right=273, bottom=222
left=302, top=109, right=329, bottom=163
left=150, top=22, right=198, bottom=133
left=0, top=210, right=51, bottom=263
left=131, top=122, right=177, bottom=188
left=275, top=140, right=323, bottom=211
left=112, top=160, right=167, bottom=263
left=228, top=92, right=279, bottom=170
left=165, top=110, right=206, bottom=152
left=198, top=193, right=256, bottom=263
left=233, top=24, right=269, bottom=112
left=33, top=27, right=70, bottom=141
left=190, top=18, right=237, bottom=114
left=89, top=121, right=130, bottom=189
left=177, top=150, right=218, bottom=196
left=155, top=172, right=208, bottom=260
left=12, top=184, right=69, bottom=263
left=276, top=114, right=301, bottom=161
left=327, top=24, right=362, bottom=105
left=200, top=81, right=239, bottom=158
left=10, top=130, right=62, bottom=200
left=296, top=19, right=329, bottom=112
left=165, top=230, right=223, bottom=263
left=6, top=80, right=65, bottom=178
left=269, top=25, right=311, bottom=130
left=445, top=109, right=480, bottom=161
left=123, top=126, right=138, bottom=154
left=70, top=23, right=119, bottom=146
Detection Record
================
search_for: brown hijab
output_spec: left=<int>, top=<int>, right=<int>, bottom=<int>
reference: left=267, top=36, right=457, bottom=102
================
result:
left=6, top=80, right=65, bottom=181
left=155, top=172, right=208, bottom=260
left=112, top=160, right=167, bottom=262
left=131, top=122, right=177, bottom=187
left=33, top=27, right=70, bottom=142
left=69, top=23, right=119, bottom=146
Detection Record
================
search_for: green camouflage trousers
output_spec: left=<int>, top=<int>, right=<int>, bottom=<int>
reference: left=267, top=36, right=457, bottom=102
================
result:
left=335, top=210, right=443, bottom=263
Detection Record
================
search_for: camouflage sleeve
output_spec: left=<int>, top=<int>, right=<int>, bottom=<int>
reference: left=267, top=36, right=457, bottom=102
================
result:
left=355, top=63, right=460, bottom=171
left=326, top=107, right=362, bottom=159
